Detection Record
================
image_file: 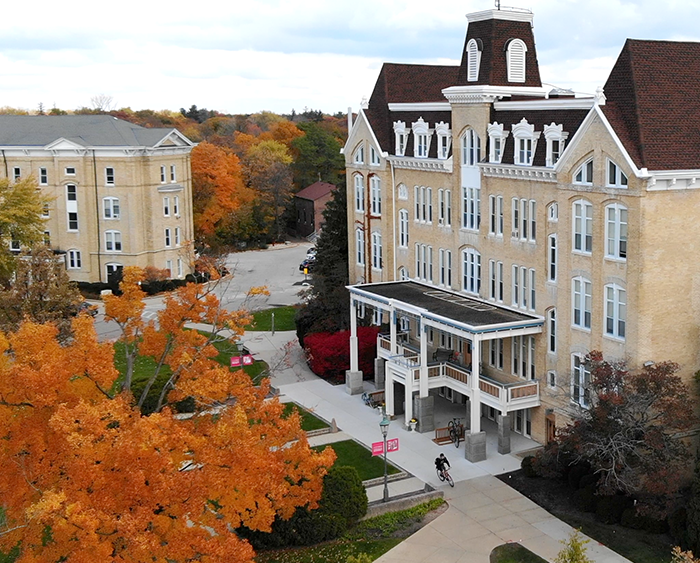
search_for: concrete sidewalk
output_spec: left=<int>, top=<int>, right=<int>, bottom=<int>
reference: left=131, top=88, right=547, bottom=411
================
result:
left=242, top=329, right=632, bottom=563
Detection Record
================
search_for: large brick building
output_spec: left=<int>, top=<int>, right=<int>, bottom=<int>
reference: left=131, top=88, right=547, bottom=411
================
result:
left=343, top=7, right=700, bottom=461
left=0, top=115, right=195, bottom=283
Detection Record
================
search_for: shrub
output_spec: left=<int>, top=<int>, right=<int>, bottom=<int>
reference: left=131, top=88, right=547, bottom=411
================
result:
left=521, top=455, right=538, bottom=478
left=567, top=462, right=592, bottom=490
left=579, top=473, right=598, bottom=490
left=669, top=507, right=689, bottom=548
left=554, top=529, right=592, bottom=563
left=320, top=466, right=368, bottom=526
left=595, top=495, right=632, bottom=524
left=304, top=327, right=380, bottom=382
left=573, top=485, right=597, bottom=513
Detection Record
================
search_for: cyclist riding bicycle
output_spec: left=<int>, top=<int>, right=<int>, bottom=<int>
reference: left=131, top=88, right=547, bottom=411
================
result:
left=435, top=453, right=451, bottom=477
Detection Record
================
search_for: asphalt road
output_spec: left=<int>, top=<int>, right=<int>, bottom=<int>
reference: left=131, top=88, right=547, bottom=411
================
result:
left=93, top=241, right=315, bottom=341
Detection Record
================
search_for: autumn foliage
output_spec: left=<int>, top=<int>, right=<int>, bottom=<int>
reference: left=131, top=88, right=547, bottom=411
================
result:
left=0, top=269, right=335, bottom=562
left=304, top=327, right=380, bottom=383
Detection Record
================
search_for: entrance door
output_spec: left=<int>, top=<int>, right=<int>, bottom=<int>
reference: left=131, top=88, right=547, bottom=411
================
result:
left=546, top=413, right=556, bottom=444
left=513, top=408, right=531, bottom=438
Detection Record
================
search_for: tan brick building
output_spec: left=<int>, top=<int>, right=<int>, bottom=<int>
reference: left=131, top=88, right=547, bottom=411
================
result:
left=0, top=115, right=195, bottom=283
left=343, top=7, right=700, bottom=461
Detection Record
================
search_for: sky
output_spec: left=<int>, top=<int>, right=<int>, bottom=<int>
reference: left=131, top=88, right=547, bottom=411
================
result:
left=3, top=0, right=700, bottom=116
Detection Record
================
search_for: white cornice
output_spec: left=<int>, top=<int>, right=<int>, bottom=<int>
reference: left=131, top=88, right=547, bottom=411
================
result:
left=388, top=156, right=453, bottom=173
left=466, top=9, right=533, bottom=24
left=388, top=102, right=451, bottom=112
left=646, top=170, right=700, bottom=191
left=442, top=85, right=548, bottom=105
left=481, top=163, right=557, bottom=182
left=494, top=97, right=597, bottom=111
left=0, top=146, right=193, bottom=158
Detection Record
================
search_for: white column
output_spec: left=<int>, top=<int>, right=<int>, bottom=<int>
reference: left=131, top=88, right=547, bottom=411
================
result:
left=385, top=368, right=395, bottom=417
left=419, top=319, right=429, bottom=397
left=470, top=336, right=481, bottom=433
left=404, top=378, right=413, bottom=424
left=390, top=309, right=397, bottom=354
left=349, top=299, right=359, bottom=372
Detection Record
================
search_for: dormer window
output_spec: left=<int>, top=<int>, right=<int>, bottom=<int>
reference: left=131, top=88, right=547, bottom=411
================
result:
left=511, top=118, right=539, bottom=166
left=607, top=159, right=628, bottom=188
left=370, top=146, right=381, bottom=166
left=466, top=38, right=483, bottom=82
left=574, top=158, right=594, bottom=185
left=461, top=129, right=481, bottom=166
left=487, top=122, right=509, bottom=164
left=412, top=117, right=432, bottom=158
left=506, top=38, right=527, bottom=83
left=353, top=144, right=365, bottom=164
left=435, top=122, right=451, bottom=160
left=543, top=123, right=568, bottom=167
left=393, top=121, right=407, bottom=156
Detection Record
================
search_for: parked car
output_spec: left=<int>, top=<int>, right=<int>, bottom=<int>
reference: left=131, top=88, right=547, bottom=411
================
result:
left=306, top=247, right=317, bottom=258
left=72, top=301, right=98, bottom=317
left=299, top=257, right=316, bottom=273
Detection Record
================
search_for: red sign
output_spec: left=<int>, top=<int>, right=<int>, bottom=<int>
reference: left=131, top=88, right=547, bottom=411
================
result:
left=231, top=356, right=242, bottom=367
left=371, top=438, right=400, bottom=456
left=231, top=354, right=254, bottom=367
left=242, top=354, right=254, bottom=365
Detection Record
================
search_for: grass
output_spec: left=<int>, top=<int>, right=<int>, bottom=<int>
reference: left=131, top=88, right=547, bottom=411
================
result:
left=282, top=403, right=329, bottom=431
left=248, top=306, right=298, bottom=332
left=490, top=543, right=548, bottom=563
left=313, top=440, right=401, bottom=481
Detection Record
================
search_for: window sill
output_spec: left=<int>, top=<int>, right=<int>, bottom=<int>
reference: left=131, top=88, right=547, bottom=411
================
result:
left=604, top=256, right=627, bottom=263
left=571, top=325, right=592, bottom=333
left=571, top=250, right=592, bottom=257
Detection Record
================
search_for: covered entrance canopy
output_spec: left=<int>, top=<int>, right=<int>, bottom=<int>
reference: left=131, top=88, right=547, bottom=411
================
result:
left=346, top=281, right=544, bottom=462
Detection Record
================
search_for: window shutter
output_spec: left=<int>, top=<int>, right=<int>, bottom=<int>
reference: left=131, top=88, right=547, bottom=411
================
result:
left=507, top=40, right=526, bottom=83
left=467, top=40, right=480, bottom=81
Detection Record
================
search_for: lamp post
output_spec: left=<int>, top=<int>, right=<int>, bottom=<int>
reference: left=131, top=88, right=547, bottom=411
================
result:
left=379, top=408, right=390, bottom=502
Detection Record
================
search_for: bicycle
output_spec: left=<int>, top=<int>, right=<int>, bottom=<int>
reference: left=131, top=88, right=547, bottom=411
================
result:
left=447, top=417, right=464, bottom=448
left=436, top=466, right=454, bottom=487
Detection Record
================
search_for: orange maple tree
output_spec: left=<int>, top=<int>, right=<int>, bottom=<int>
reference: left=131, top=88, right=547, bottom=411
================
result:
left=0, top=269, right=335, bottom=562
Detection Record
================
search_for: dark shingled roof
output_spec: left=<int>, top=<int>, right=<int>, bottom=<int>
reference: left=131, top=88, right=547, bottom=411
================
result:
left=603, top=39, right=700, bottom=171
left=0, top=115, right=182, bottom=148
left=456, top=18, right=541, bottom=87
left=491, top=108, right=590, bottom=167
left=353, top=281, right=542, bottom=331
left=295, top=181, right=335, bottom=201
left=365, top=63, right=459, bottom=154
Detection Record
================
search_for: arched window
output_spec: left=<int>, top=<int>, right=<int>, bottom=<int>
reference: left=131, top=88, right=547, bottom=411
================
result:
left=370, top=176, right=381, bottom=216
left=607, top=159, right=628, bottom=188
left=461, top=129, right=481, bottom=166
left=547, top=308, right=557, bottom=353
left=466, top=38, right=482, bottom=82
left=572, top=199, right=593, bottom=253
left=605, top=203, right=628, bottom=260
left=572, top=276, right=592, bottom=329
left=574, top=158, right=594, bottom=185
left=355, top=228, right=365, bottom=265
left=398, top=209, right=409, bottom=247
left=506, top=38, right=527, bottom=83
left=371, top=232, right=383, bottom=270
left=462, top=248, right=481, bottom=295
left=353, top=144, right=364, bottom=164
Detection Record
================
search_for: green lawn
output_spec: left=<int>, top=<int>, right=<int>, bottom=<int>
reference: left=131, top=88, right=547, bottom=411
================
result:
left=490, top=543, right=548, bottom=563
left=314, top=440, right=401, bottom=481
left=248, top=306, right=298, bottom=332
left=282, top=403, right=329, bottom=431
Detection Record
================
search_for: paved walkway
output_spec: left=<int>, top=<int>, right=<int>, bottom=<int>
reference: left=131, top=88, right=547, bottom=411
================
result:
left=240, top=329, right=632, bottom=563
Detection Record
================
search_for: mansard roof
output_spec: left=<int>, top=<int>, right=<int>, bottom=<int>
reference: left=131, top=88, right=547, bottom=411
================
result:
left=490, top=108, right=589, bottom=167
left=602, top=39, right=700, bottom=171
left=365, top=63, right=458, bottom=154
left=0, top=115, right=193, bottom=149
left=456, top=14, right=542, bottom=87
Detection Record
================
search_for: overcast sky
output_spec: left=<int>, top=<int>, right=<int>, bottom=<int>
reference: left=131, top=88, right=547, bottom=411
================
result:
left=3, top=0, right=700, bottom=116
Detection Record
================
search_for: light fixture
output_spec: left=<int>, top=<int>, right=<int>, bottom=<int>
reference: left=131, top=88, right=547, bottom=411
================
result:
left=379, top=408, right=390, bottom=502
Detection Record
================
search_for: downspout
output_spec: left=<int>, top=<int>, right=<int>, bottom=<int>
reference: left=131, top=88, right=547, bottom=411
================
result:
left=92, top=150, right=102, bottom=282
left=365, top=172, right=373, bottom=283
left=390, top=159, right=397, bottom=280
left=1, top=150, right=7, bottom=178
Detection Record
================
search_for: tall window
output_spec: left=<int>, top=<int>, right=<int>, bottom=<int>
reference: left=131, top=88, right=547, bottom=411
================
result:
left=415, top=245, right=432, bottom=282
left=393, top=121, right=407, bottom=156
left=548, top=308, right=557, bottom=353
left=544, top=123, right=568, bottom=167
left=462, top=186, right=480, bottom=230
left=572, top=276, right=592, bottom=329
left=163, top=196, right=170, bottom=217
left=412, top=118, right=431, bottom=158
left=489, top=260, right=503, bottom=302
left=607, top=160, right=628, bottom=188
left=66, top=184, right=77, bottom=202
left=512, top=336, right=535, bottom=379
left=462, top=248, right=481, bottom=295
left=439, top=249, right=452, bottom=287
left=105, top=167, right=115, bottom=186
left=438, top=189, right=451, bottom=226
left=512, top=119, right=539, bottom=166
left=506, top=38, right=527, bottom=83
left=39, top=167, right=48, bottom=185
left=356, top=228, right=365, bottom=265
left=605, top=203, right=628, bottom=260
left=371, top=232, right=382, bottom=270
left=548, top=235, right=557, bottom=281
left=354, top=174, right=364, bottom=213
left=175, top=227, right=181, bottom=246
left=572, top=354, right=591, bottom=408
left=398, top=210, right=409, bottom=247
left=573, top=200, right=593, bottom=253
left=105, top=230, right=122, bottom=252
left=435, top=122, right=451, bottom=160
left=370, top=176, right=381, bottom=216
left=461, top=129, right=481, bottom=166
left=489, top=339, right=503, bottom=369
left=574, top=159, right=594, bottom=185
left=66, top=184, right=78, bottom=231
left=170, top=165, right=177, bottom=182
left=415, top=186, right=432, bottom=223
left=489, top=195, right=503, bottom=236
left=68, top=212, right=79, bottom=231
left=487, top=122, right=508, bottom=163
left=165, top=228, right=172, bottom=248
left=103, top=197, right=120, bottom=219
left=173, top=196, right=179, bottom=216
left=515, top=199, right=536, bottom=241
left=160, top=165, right=166, bottom=183
left=605, top=284, right=626, bottom=339
left=67, top=249, right=82, bottom=269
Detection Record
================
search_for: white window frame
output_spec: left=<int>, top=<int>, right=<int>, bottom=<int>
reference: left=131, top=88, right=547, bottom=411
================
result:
left=353, top=144, right=365, bottom=164
left=606, top=159, right=628, bottom=188
left=547, top=308, right=557, bottom=354
left=461, top=186, right=480, bottom=231
left=572, top=354, right=591, bottom=408
left=547, top=370, right=557, bottom=389
left=65, top=167, right=76, bottom=176
left=13, top=167, right=21, bottom=181
left=370, top=176, right=381, bottom=216
left=165, top=228, right=172, bottom=248
left=393, top=121, right=407, bottom=157
left=439, top=249, right=452, bottom=288
left=489, top=260, right=504, bottom=302
left=173, top=196, right=179, bottom=217
left=506, top=38, right=527, bottom=83
left=105, top=167, right=115, bottom=186
left=462, top=248, right=481, bottom=295
left=572, top=276, right=592, bottom=330
left=398, top=209, right=409, bottom=247
left=412, top=118, right=432, bottom=158
left=177, top=258, right=183, bottom=278
left=466, top=38, right=482, bottom=82
left=398, top=267, right=409, bottom=281
left=67, top=212, right=79, bottom=231
left=356, top=228, right=365, bottom=265
left=512, top=335, right=535, bottom=380
left=512, top=118, right=539, bottom=166
left=163, top=196, right=170, bottom=217
left=435, top=121, right=451, bottom=160
left=66, top=184, right=78, bottom=231
left=175, top=227, right=181, bottom=246
left=103, top=197, right=120, bottom=220
left=160, top=165, right=166, bottom=183
left=511, top=198, right=519, bottom=239
left=398, top=183, right=408, bottom=200
left=605, top=284, right=626, bottom=340
left=370, top=146, right=381, bottom=166
left=487, top=122, right=509, bottom=164
left=461, top=129, right=481, bottom=166
left=548, top=234, right=557, bottom=282
left=67, top=249, right=82, bottom=269
left=39, top=167, right=48, bottom=185
left=488, top=195, right=504, bottom=236
left=371, top=232, right=382, bottom=270
left=489, top=338, right=503, bottom=369
left=105, top=230, right=122, bottom=252
left=170, top=164, right=176, bottom=183
left=548, top=202, right=558, bottom=222
left=354, top=174, right=364, bottom=213
left=438, top=189, right=451, bottom=226
left=605, top=203, right=628, bottom=260
left=544, top=123, right=568, bottom=167
left=573, top=199, right=593, bottom=254
left=574, top=158, right=594, bottom=185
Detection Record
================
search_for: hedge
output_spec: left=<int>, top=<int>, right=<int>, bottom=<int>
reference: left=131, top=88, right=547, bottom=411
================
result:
left=304, top=327, right=381, bottom=383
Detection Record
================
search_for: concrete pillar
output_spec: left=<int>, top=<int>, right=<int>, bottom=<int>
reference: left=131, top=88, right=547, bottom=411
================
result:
left=464, top=399, right=471, bottom=432
left=390, top=310, right=397, bottom=354
left=404, top=379, right=413, bottom=425
left=349, top=299, right=359, bottom=373
left=345, top=370, right=363, bottom=395
left=465, top=431, right=487, bottom=462
left=469, top=336, right=481, bottom=434
left=497, top=414, right=511, bottom=455
left=413, top=395, right=435, bottom=433
left=374, top=358, right=385, bottom=389
left=419, top=320, right=428, bottom=397
left=385, top=367, right=395, bottom=417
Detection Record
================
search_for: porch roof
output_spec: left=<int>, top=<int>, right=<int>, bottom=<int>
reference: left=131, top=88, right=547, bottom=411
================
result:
left=349, top=281, right=543, bottom=334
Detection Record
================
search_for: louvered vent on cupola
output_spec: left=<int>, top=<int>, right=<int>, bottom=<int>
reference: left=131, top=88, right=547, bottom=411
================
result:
left=467, top=38, right=483, bottom=82
left=505, top=38, right=527, bottom=83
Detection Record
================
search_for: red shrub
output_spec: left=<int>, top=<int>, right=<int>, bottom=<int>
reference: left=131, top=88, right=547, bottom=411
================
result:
left=304, top=327, right=381, bottom=383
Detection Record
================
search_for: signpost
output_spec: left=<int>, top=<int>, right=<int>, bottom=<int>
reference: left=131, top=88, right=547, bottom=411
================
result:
left=371, top=438, right=399, bottom=456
